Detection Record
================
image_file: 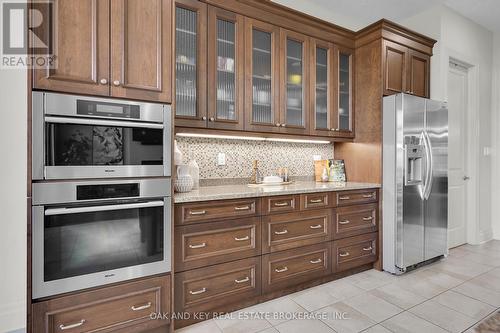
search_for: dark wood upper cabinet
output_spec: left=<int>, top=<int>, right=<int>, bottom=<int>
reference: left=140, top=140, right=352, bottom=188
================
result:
left=33, top=0, right=110, bottom=96
left=207, top=7, right=245, bottom=130
left=280, top=29, right=310, bottom=135
left=333, top=46, right=354, bottom=138
left=407, top=49, right=430, bottom=98
left=244, top=18, right=281, bottom=133
left=174, top=0, right=207, bottom=127
left=111, top=0, right=172, bottom=103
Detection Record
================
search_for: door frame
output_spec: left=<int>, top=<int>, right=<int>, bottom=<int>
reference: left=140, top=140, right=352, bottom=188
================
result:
left=444, top=53, right=480, bottom=245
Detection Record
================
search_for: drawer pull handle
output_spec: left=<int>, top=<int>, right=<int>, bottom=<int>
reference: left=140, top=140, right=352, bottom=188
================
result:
left=310, top=258, right=322, bottom=264
left=189, top=242, right=206, bottom=249
left=339, top=252, right=350, bottom=257
left=363, top=216, right=373, bottom=221
left=234, top=276, right=250, bottom=284
left=310, top=224, right=323, bottom=229
left=339, top=196, right=350, bottom=200
left=339, top=220, right=350, bottom=225
left=234, top=236, right=250, bottom=241
left=274, top=201, right=290, bottom=207
left=275, top=266, right=288, bottom=273
left=309, top=199, right=323, bottom=203
left=131, top=302, right=152, bottom=311
left=362, top=194, right=374, bottom=198
left=363, top=246, right=373, bottom=251
left=59, top=320, right=86, bottom=330
left=274, top=229, right=288, bottom=235
left=235, top=205, right=250, bottom=211
left=189, top=287, right=207, bottom=295
left=189, top=210, right=207, bottom=216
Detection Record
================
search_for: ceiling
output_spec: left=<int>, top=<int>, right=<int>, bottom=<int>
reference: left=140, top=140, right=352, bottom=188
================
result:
left=272, top=0, right=500, bottom=33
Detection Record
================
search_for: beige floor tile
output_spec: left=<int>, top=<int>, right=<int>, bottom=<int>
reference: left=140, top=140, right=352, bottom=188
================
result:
left=432, top=290, right=496, bottom=321
left=470, top=271, right=500, bottom=292
left=290, top=286, right=339, bottom=312
left=274, top=318, right=335, bottom=333
left=343, top=292, right=403, bottom=322
left=461, top=252, right=500, bottom=267
left=414, top=267, right=467, bottom=289
left=453, top=280, right=500, bottom=307
left=361, top=325, right=393, bottom=333
left=345, top=270, right=395, bottom=291
left=369, top=283, right=427, bottom=309
left=245, top=296, right=307, bottom=326
left=316, top=302, right=376, bottom=333
left=215, top=311, right=272, bottom=333
left=409, top=300, right=477, bottom=333
left=321, top=279, right=366, bottom=300
left=381, top=311, right=448, bottom=333
left=256, top=328, right=279, bottom=333
left=448, top=246, right=473, bottom=258
left=394, top=274, right=447, bottom=299
left=175, top=319, right=222, bottom=333
left=431, top=257, right=493, bottom=279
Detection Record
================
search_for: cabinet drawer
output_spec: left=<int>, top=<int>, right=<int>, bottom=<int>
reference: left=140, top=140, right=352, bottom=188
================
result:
left=262, top=209, right=331, bottom=253
left=265, top=195, right=299, bottom=214
left=333, top=204, right=378, bottom=239
left=175, top=217, right=261, bottom=271
left=175, top=198, right=260, bottom=225
left=175, top=257, right=261, bottom=313
left=300, top=192, right=331, bottom=210
left=335, top=189, right=378, bottom=206
left=32, top=275, right=170, bottom=333
left=262, top=243, right=331, bottom=293
left=333, top=233, right=378, bottom=272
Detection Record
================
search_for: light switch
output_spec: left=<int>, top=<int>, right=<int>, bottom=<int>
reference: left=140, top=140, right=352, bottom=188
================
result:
left=217, top=152, right=226, bottom=166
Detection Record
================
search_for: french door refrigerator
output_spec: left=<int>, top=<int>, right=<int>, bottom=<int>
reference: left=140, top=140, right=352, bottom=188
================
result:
left=383, top=93, right=448, bottom=274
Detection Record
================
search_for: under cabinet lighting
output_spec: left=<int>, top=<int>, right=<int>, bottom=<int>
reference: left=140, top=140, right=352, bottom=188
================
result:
left=175, top=133, right=331, bottom=144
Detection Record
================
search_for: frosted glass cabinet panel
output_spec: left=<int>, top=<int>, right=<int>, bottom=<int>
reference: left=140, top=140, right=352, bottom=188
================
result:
left=244, top=18, right=280, bottom=133
left=335, top=47, right=354, bottom=137
left=280, top=29, right=309, bottom=135
left=175, top=0, right=207, bottom=128
left=310, top=39, right=334, bottom=136
left=208, top=7, right=244, bottom=130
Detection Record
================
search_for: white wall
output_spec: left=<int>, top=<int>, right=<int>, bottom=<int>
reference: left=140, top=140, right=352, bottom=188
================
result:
left=0, top=67, right=27, bottom=332
left=491, top=33, right=500, bottom=240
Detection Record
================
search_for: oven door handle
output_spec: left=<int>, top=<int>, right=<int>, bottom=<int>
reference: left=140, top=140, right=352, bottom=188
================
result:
left=44, top=200, right=165, bottom=216
left=45, top=116, right=164, bottom=129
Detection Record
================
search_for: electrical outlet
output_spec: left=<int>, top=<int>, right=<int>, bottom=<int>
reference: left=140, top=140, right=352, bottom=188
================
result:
left=217, top=152, right=226, bottom=166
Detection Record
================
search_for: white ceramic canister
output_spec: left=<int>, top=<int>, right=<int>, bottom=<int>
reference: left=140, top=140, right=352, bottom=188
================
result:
left=174, top=164, right=193, bottom=192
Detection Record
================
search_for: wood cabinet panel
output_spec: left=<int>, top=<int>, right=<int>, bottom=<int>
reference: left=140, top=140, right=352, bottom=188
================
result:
left=334, top=189, right=378, bottom=206
left=33, top=0, right=110, bottom=96
left=32, top=275, right=170, bottom=333
left=300, top=192, right=332, bottom=210
left=383, top=40, right=407, bottom=96
left=333, top=203, right=378, bottom=239
left=407, top=49, right=430, bottom=98
left=333, top=232, right=378, bottom=272
left=110, top=0, right=172, bottom=102
left=262, top=243, right=331, bottom=293
left=264, top=195, right=299, bottom=214
left=175, top=257, right=261, bottom=313
left=333, top=46, right=355, bottom=138
left=175, top=217, right=261, bottom=271
left=175, top=198, right=260, bottom=225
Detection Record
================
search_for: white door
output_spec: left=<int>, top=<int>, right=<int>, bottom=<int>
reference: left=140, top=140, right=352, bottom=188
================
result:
left=447, top=61, right=468, bottom=248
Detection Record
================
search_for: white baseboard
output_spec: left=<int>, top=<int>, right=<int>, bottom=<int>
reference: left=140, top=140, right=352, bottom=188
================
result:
left=478, top=229, right=493, bottom=243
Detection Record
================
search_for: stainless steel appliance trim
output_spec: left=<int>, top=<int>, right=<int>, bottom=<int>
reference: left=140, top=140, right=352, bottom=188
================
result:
left=163, top=105, right=172, bottom=177
left=32, top=178, right=171, bottom=205
left=423, top=131, right=434, bottom=200
left=44, top=92, right=164, bottom=123
left=32, top=197, right=171, bottom=299
left=44, top=116, right=164, bottom=129
left=44, top=200, right=165, bottom=216
left=32, top=92, right=45, bottom=180
left=44, top=165, right=166, bottom=180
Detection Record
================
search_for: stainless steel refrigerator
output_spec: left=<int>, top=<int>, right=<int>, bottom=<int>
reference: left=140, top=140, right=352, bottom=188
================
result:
left=383, top=93, right=448, bottom=274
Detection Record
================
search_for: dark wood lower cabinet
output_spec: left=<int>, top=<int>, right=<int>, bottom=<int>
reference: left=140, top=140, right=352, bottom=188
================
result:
left=32, top=275, right=171, bottom=333
left=333, top=232, right=378, bottom=272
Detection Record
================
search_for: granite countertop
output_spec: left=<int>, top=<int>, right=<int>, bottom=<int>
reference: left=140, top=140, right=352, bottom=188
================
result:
left=174, top=181, right=381, bottom=203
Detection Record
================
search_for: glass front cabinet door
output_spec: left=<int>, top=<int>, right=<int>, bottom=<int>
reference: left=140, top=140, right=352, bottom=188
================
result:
left=334, top=47, right=354, bottom=137
left=280, top=29, right=309, bottom=135
left=244, top=18, right=281, bottom=133
left=207, top=7, right=245, bottom=130
left=174, top=0, right=207, bottom=127
left=310, top=39, right=334, bottom=136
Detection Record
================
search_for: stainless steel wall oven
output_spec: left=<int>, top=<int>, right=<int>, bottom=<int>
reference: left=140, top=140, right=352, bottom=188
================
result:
left=32, top=92, right=171, bottom=180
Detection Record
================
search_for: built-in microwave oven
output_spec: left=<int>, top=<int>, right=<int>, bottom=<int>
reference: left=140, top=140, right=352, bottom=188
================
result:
left=32, top=92, right=171, bottom=180
left=32, top=178, right=171, bottom=299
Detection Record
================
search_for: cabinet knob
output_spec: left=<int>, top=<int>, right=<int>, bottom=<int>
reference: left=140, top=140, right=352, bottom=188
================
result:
left=113, top=80, right=120, bottom=86
left=202, top=116, right=207, bottom=120
left=281, top=123, right=286, bottom=127
left=209, top=117, right=215, bottom=122
left=330, top=128, right=335, bottom=131
left=276, top=123, right=281, bottom=127
left=99, top=78, right=108, bottom=85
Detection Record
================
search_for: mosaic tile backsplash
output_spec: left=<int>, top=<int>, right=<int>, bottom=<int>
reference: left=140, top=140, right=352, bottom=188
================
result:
left=176, top=137, right=334, bottom=180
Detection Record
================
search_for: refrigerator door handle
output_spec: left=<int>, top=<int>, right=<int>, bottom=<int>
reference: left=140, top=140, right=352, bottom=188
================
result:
left=423, top=131, right=434, bottom=200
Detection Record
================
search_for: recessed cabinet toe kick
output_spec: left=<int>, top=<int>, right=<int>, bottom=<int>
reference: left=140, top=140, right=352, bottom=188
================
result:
left=174, top=188, right=380, bottom=328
